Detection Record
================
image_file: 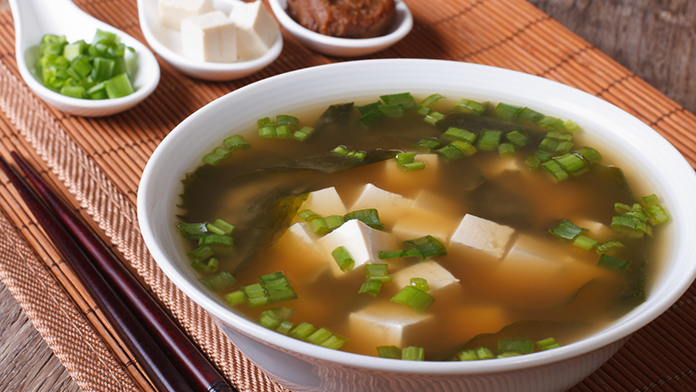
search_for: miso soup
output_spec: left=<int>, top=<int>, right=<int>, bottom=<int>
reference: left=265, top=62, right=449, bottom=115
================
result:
left=175, top=93, right=669, bottom=361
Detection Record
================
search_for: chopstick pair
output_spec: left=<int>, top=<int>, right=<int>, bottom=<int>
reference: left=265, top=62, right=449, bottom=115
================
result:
left=0, top=151, right=235, bottom=392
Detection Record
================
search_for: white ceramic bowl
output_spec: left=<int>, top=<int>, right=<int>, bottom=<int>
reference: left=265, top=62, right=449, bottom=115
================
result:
left=268, top=0, right=412, bottom=57
left=137, top=0, right=283, bottom=81
left=138, top=59, right=696, bottom=392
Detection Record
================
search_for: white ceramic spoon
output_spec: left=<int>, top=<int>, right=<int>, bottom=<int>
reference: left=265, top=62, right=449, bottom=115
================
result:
left=10, top=0, right=160, bottom=117
left=137, top=0, right=283, bottom=81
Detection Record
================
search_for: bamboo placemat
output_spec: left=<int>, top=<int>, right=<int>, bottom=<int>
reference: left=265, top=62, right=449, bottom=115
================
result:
left=0, top=0, right=695, bottom=391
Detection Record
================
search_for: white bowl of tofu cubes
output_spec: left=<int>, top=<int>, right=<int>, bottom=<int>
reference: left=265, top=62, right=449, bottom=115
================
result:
left=138, top=59, right=696, bottom=392
left=138, top=0, right=283, bottom=81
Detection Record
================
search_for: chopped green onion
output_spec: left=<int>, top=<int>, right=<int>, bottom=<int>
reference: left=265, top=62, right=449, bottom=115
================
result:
left=380, top=92, right=416, bottom=111
left=401, top=346, right=425, bottom=361
left=298, top=209, right=321, bottom=222
left=493, top=102, right=522, bottom=121
left=224, top=135, right=251, bottom=150
left=378, top=104, right=406, bottom=118
left=597, top=254, right=631, bottom=272
left=104, top=72, right=134, bottom=99
left=198, top=270, right=237, bottom=291
left=202, top=147, right=231, bottom=165
left=454, top=349, right=479, bottom=361
left=418, top=93, right=445, bottom=108
left=451, top=140, right=477, bottom=156
left=290, top=322, right=316, bottom=340
left=572, top=235, right=598, bottom=251
left=395, top=152, right=416, bottom=165
left=436, top=143, right=465, bottom=162
left=477, top=129, right=503, bottom=151
left=207, top=219, right=236, bottom=236
left=276, top=320, right=295, bottom=335
left=357, top=110, right=384, bottom=128
left=498, top=142, right=516, bottom=157
left=554, top=153, right=587, bottom=175
left=443, top=127, right=477, bottom=143
left=611, top=215, right=651, bottom=238
left=276, top=115, right=300, bottom=128
left=344, top=209, right=384, bottom=230
left=198, top=234, right=233, bottom=247
left=505, top=129, right=532, bottom=147
left=320, top=334, right=348, bottom=350
left=191, top=257, right=219, bottom=275
left=645, top=204, right=669, bottom=225
left=424, top=111, right=445, bottom=125
left=377, top=345, right=402, bottom=359
left=258, top=125, right=277, bottom=138
left=536, top=115, right=565, bottom=130
left=404, top=235, right=447, bottom=259
left=541, top=159, right=569, bottom=182
left=324, top=215, right=345, bottom=230
left=225, top=290, right=246, bottom=306
left=365, top=263, right=392, bottom=282
left=640, top=194, right=660, bottom=205
left=177, top=222, right=208, bottom=239
left=550, top=219, right=586, bottom=241
left=310, top=218, right=329, bottom=235
left=595, top=239, right=625, bottom=253
left=356, top=101, right=381, bottom=115
left=259, top=271, right=297, bottom=303
left=515, top=107, right=543, bottom=123
left=475, top=346, right=495, bottom=360
left=292, top=126, right=315, bottom=141
left=242, top=283, right=270, bottom=308
left=497, top=338, right=535, bottom=354
left=576, top=146, right=602, bottom=165
left=413, top=137, right=443, bottom=152
left=187, top=245, right=215, bottom=263
left=391, top=286, right=435, bottom=312
left=454, top=99, right=486, bottom=115
left=331, top=246, right=355, bottom=272
left=399, top=161, right=426, bottom=172
left=497, top=352, right=522, bottom=358
left=536, top=337, right=561, bottom=350
left=358, top=280, right=382, bottom=296
left=563, top=120, right=581, bottom=133
left=409, top=277, right=429, bottom=292
left=306, top=327, right=333, bottom=345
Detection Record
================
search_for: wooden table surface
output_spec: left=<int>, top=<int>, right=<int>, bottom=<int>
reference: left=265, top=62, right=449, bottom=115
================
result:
left=0, top=0, right=694, bottom=391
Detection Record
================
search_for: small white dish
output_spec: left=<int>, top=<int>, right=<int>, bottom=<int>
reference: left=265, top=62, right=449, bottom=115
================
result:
left=137, top=0, right=283, bottom=81
left=10, top=0, right=160, bottom=117
left=268, top=0, right=413, bottom=57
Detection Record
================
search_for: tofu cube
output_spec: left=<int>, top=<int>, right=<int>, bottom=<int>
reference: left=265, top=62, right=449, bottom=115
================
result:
left=298, top=186, right=347, bottom=218
left=489, top=234, right=612, bottom=309
left=349, top=184, right=414, bottom=229
left=449, top=214, right=515, bottom=259
left=318, top=219, right=399, bottom=277
left=391, top=190, right=461, bottom=242
left=264, top=222, right=327, bottom=279
left=181, top=11, right=237, bottom=63
left=159, top=0, right=213, bottom=30
left=229, top=0, right=279, bottom=59
left=348, top=301, right=435, bottom=355
left=391, top=260, right=459, bottom=294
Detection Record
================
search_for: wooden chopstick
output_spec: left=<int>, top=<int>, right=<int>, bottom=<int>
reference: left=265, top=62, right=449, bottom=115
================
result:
left=0, top=154, right=195, bottom=391
left=7, top=152, right=237, bottom=392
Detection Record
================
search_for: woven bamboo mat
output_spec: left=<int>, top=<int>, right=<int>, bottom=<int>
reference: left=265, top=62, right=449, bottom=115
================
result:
left=0, top=0, right=695, bottom=391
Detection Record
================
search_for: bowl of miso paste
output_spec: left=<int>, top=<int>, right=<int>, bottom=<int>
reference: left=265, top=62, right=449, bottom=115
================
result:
left=138, top=59, right=696, bottom=392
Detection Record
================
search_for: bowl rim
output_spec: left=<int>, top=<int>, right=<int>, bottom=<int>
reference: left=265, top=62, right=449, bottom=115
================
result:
left=138, top=58, right=696, bottom=375
left=267, top=0, right=413, bottom=50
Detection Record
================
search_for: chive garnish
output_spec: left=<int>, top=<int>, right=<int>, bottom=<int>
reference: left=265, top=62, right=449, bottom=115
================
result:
left=443, top=127, right=477, bottom=143
left=358, top=280, right=382, bottom=296
left=409, top=277, right=429, bottom=292
left=365, top=264, right=392, bottom=282
left=401, top=346, right=425, bottom=361
left=390, top=286, right=435, bottom=312
left=597, top=254, right=631, bottom=272
left=290, top=322, right=316, bottom=340
left=478, top=129, right=503, bottom=151
left=497, top=338, right=535, bottom=354
left=224, top=290, right=246, bottom=306
left=454, top=99, right=486, bottom=115
left=493, top=102, right=522, bottom=121
left=344, top=209, right=384, bottom=230
left=550, top=219, right=586, bottom=241
left=377, top=345, right=402, bottom=359
left=380, top=92, right=417, bottom=111
left=332, top=246, right=355, bottom=272
left=223, top=135, right=251, bottom=150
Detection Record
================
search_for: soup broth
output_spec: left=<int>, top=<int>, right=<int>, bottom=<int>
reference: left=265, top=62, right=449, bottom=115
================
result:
left=176, top=94, right=668, bottom=360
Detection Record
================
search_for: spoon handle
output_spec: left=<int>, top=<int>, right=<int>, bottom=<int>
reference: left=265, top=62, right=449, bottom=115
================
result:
left=9, top=152, right=237, bottom=392
left=0, top=154, right=194, bottom=392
